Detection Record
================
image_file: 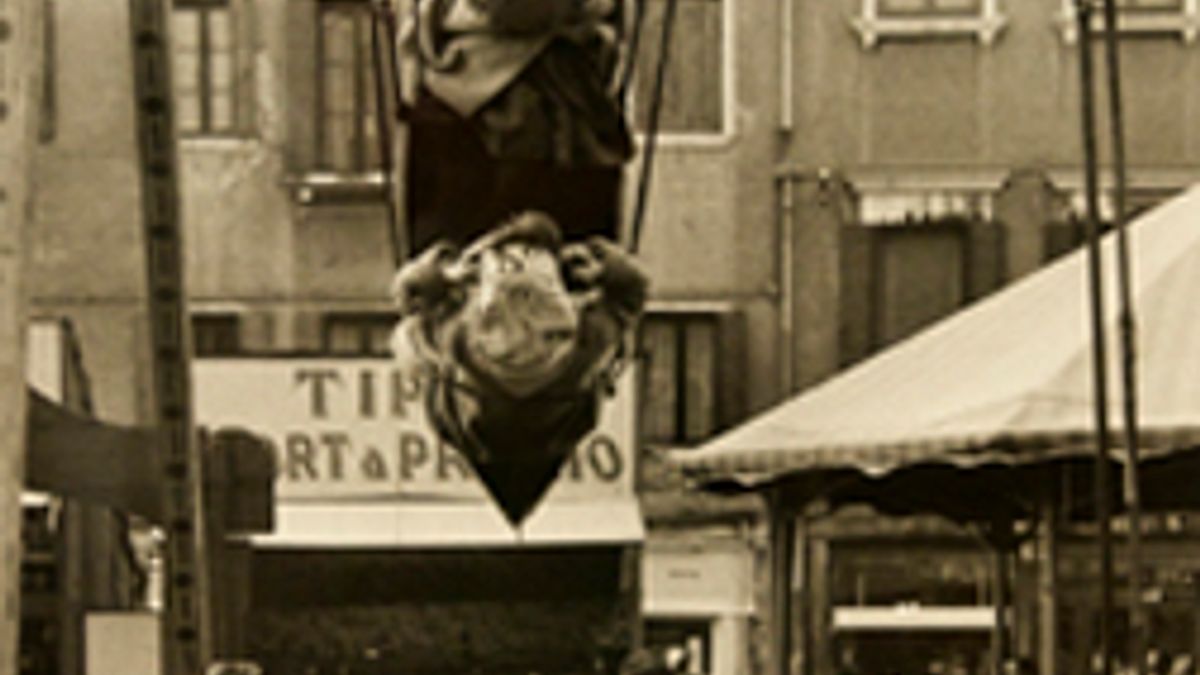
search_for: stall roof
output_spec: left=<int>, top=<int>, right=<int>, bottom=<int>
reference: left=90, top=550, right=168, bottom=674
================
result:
left=677, top=185, right=1200, bottom=489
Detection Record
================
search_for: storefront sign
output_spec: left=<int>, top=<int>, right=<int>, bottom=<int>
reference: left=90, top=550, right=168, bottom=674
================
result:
left=193, top=358, right=637, bottom=505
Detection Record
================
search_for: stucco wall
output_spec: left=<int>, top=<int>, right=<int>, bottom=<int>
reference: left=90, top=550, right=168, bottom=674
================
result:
left=788, top=0, right=1200, bottom=171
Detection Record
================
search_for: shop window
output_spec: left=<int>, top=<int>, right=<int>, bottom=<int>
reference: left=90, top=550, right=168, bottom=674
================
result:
left=315, top=0, right=383, bottom=174
left=322, top=312, right=395, bottom=356
left=21, top=505, right=55, bottom=557
left=193, top=313, right=242, bottom=356
left=831, top=541, right=994, bottom=607
left=852, top=0, right=1006, bottom=47
left=1056, top=0, right=1200, bottom=43
left=631, top=0, right=729, bottom=137
left=172, top=0, right=245, bottom=136
left=638, top=312, right=721, bottom=446
left=644, top=618, right=711, bottom=675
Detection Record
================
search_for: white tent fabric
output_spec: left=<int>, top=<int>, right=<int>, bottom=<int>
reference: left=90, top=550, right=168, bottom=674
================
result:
left=677, top=185, right=1200, bottom=486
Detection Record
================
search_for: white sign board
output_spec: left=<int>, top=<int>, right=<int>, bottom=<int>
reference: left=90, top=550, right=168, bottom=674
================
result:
left=193, top=358, right=642, bottom=546
left=86, top=612, right=161, bottom=675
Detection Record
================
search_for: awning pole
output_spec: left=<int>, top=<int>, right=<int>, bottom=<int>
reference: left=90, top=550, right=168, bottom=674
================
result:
left=768, top=490, right=797, bottom=675
left=990, top=522, right=1014, bottom=675
left=1098, top=1, right=1145, bottom=673
left=1074, top=4, right=1116, bottom=675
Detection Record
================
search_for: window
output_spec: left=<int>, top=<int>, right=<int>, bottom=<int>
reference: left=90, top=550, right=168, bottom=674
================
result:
left=638, top=313, right=721, bottom=445
left=172, top=0, right=242, bottom=135
left=1056, top=0, right=1200, bottom=43
left=832, top=542, right=994, bottom=607
left=852, top=0, right=1006, bottom=48
left=322, top=312, right=396, bottom=355
left=192, top=313, right=242, bottom=356
left=631, top=0, right=728, bottom=137
left=316, top=0, right=383, bottom=173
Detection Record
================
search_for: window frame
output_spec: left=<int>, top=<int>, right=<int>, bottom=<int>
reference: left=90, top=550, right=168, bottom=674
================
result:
left=851, top=0, right=1007, bottom=48
left=628, top=0, right=738, bottom=146
left=321, top=311, right=397, bottom=356
left=313, top=0, right=385, bottom=176
left=1056, top=0, right=1200, bottom=43
left=637, top=308, right=726, bottom=447
left=192, top=312, right=243, bottom=357
left=172, top=0, right=244, bottom=137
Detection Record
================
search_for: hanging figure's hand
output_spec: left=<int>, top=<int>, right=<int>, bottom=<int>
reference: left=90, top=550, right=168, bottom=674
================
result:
left=390, top=240, right=465, bottom=317
left=563, top=238, right=648, bottom=319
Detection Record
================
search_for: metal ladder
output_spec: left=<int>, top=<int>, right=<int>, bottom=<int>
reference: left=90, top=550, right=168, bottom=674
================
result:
left=127, top=1, right=209, bottom=674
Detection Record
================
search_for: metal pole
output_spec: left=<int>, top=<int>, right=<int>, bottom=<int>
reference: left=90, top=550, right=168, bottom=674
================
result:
left=1097, top=2, right=1145, bottom=673
left=0, top=1, right=41, bottom=673
left=1074, top=4, right=1116, bottom=675
left=369, top=3, right=403, bottom=267
left=769, top=493, right=797, bottom=675
left=627, top=0, right=678, bottom=254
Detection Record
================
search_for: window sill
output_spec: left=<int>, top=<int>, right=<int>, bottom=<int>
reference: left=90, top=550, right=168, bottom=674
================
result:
left=1055, top=9, right=1200, bottom=44
left=286, top=171, right=388, bottom=205
left=851, top=14, right=1008, bottom=49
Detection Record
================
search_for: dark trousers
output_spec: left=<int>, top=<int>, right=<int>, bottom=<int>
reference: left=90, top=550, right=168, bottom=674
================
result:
left=405, top=94, right=622, bottom=254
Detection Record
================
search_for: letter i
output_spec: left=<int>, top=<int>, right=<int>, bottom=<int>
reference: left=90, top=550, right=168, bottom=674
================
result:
left=360, top=370, right=375, bottom=418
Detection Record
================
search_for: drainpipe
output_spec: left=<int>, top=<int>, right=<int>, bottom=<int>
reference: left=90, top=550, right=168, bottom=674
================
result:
left=778, top=173, right=796, bottom=396
left=779, top=0, right=794, bottom=134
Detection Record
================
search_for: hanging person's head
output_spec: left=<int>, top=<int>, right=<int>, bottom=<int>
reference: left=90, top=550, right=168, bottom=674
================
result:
left=457, top=211, right=581, bottom=397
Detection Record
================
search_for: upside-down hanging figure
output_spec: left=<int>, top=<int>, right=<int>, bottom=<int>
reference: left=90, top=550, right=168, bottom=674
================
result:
left=391, top=212, right=647, bottom=525
left=387, top=0, right=648, bottom=524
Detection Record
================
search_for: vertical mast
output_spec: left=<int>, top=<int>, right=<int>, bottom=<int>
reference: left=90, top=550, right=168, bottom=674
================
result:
left=0, top=1, right=42, bottom=673
left=127, top=0, right=211, bottom=673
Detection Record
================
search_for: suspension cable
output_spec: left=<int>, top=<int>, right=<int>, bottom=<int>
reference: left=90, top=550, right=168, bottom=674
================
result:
left=616, top=0, right=648, bottom=105
left=370, top=1, right=404, bottom=267
left=626, top=0, right=678, bottom=254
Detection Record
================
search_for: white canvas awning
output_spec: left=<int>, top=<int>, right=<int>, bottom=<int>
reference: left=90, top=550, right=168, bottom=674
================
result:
left=677, top=184, right=1200, bottom=488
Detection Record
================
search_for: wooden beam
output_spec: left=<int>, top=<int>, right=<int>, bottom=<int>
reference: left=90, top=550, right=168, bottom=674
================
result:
left=0, top=1, right=41, bottom=673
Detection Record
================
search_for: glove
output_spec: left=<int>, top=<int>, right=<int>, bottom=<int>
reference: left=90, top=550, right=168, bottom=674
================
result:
left=390, top=240, right=464, bottom=316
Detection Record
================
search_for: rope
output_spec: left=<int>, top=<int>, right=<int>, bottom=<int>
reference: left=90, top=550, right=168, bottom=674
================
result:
left=369, top=1, right=404, bottom=267
left=626, top=0, right=678, bottom=255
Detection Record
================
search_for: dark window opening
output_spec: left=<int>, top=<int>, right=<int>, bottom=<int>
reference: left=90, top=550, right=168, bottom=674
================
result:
left=322, top=312, right=396, bottom=356
left=638, top=312, right=721, bottom=445
left=193, top=313, right=242, bottom=356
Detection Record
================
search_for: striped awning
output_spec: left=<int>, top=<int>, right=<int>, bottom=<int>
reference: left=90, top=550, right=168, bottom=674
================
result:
left=675, top=184, right=1200, bottom=490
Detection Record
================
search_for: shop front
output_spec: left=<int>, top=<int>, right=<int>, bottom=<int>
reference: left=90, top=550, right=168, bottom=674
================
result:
left=641, top=543, right=756, bottom=675
left=823, top=535, right=1000, bottom=675
left=194, top=357, right=644, bottom=675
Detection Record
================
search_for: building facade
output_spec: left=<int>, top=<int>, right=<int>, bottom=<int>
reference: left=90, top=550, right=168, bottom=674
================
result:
left=27, top=1, right=1200, bottom=675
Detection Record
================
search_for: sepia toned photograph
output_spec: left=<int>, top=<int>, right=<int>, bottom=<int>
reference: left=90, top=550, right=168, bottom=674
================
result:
left=2, top=2, right=1199, bottom=675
